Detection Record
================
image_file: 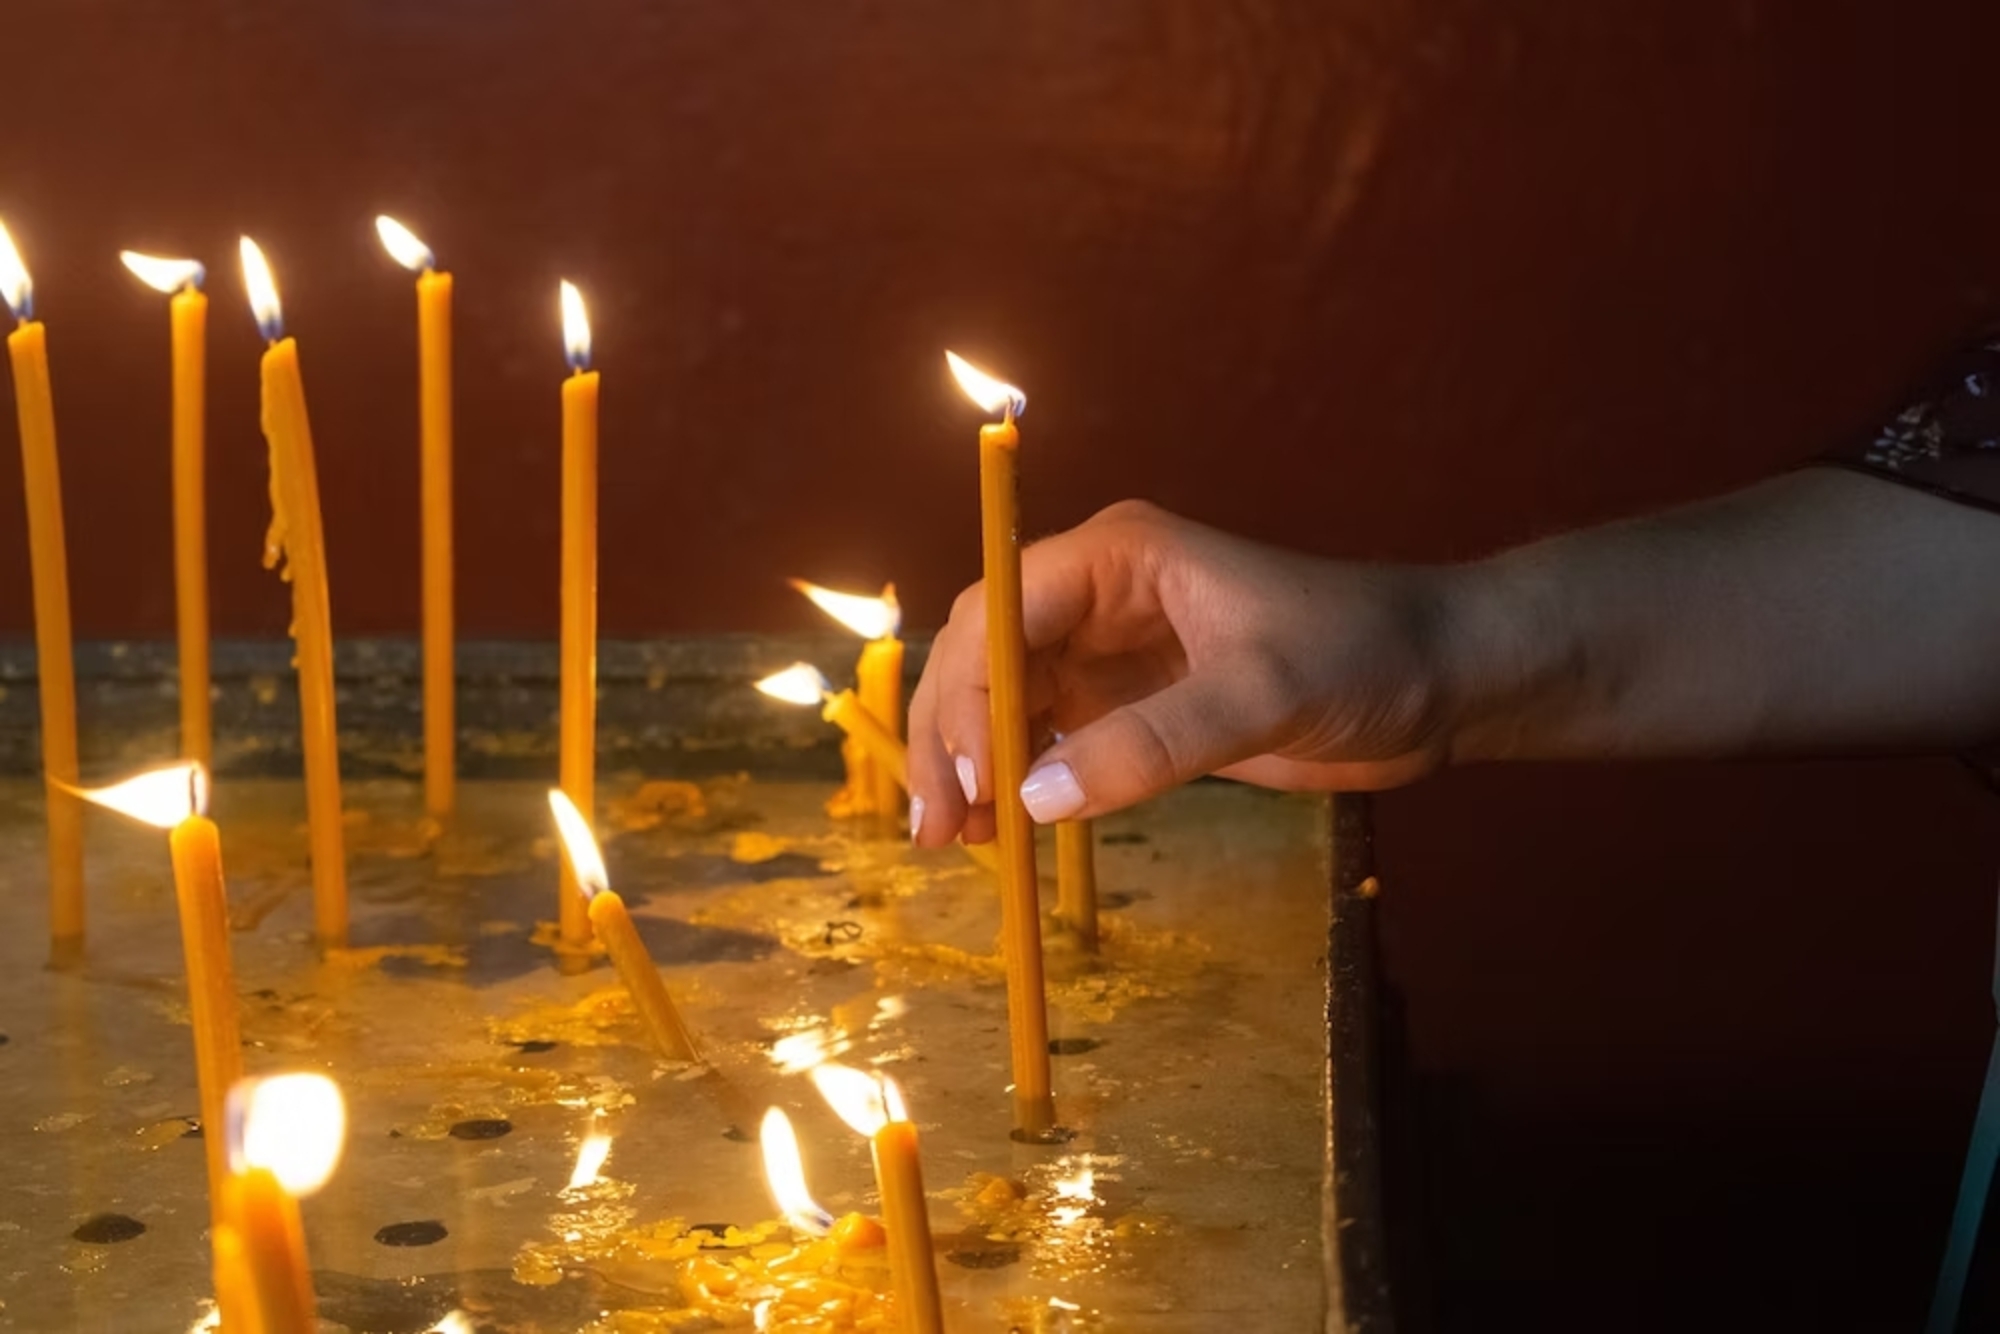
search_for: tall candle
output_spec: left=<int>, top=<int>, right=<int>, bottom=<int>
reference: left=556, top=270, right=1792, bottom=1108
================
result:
left=72, top=763, right=242, bottom=1236
left=1056, top=819, right=1099, bottom=951
left=549, top=790, right=700, bottom=1061
left=241, top=237, right=348, bottom=949
left=375, top=217, right=456, bottom=819
left=122, top=251, right=212, bottom=770
left=216, top=1074, right=346, bottom=1334
left=945, top=351, right=1054, bottom=1138
left=812, top=1065, right=944, bottom=1334
left=557, top=280, right=600, bottom=970
left=0, top=221, right=84, bottom=964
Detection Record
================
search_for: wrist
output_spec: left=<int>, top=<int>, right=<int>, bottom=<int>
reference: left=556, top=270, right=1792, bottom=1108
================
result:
left=1432, top=552, right=1581, bottom=765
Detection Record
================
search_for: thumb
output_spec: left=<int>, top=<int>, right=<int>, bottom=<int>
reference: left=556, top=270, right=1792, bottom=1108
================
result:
left=1017, top=669, right=1276, bottom=822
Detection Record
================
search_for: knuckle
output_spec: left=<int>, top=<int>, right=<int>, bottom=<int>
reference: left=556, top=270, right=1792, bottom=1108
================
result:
left=1092, top=498, right=1167, bottom=530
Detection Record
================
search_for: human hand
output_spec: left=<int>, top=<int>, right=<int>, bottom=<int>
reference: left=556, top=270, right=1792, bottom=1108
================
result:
left=907, top=500, right=1460, bottom=846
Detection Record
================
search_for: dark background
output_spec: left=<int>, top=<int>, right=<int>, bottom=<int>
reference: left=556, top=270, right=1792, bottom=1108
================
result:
left=5, top=3, right=2000, bottom=1328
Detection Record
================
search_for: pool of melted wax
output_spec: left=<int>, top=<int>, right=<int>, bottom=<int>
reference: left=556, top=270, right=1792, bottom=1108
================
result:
left=0, top=777, right=1331, bottom=1332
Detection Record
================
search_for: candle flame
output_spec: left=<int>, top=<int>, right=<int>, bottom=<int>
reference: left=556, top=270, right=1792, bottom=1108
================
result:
left=547, top=789, right=610, bottom=900
left=566, top=1131, right=614, bottom=1190
left=0, top=220, right=32, bottom=321
left=760, top=1107, right=834, bottom=1236
left=72, top=762, right=208, bottom=828
left=120, top=251, right=204, bottom=294
left=374, top=215, right=435, bottom=272
left=1049, top=1160, right=1097, bottom=1226
left=238, top=237, right=283, bottom=341
left=560, top=279, right=591, bottom=371
left=944, top=350, right=1026, bottom=420
left=789, top=580, right=901, bottom=640
left=428, top=1315, right=475, bottom=1334
left=810, top=1062, right=909, bottom=1137
left=226, top=1073, right=347, bottom=1196
left=754, top=663, right=831, bottom=708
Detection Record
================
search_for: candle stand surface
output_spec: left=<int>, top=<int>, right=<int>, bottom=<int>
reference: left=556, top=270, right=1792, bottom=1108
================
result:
left=0, top=639, right=1387, bottom=1332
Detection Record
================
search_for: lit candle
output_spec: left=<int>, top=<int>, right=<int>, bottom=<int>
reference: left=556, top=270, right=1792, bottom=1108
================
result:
left=557, top=280, right=599, bottom=970
left=790, top=581, right=904, bottom=823
left=762, top=1104, right=888, bottom=1256
left=0, top=220, right=85, bottom=965
left=216, top=1073, right=346, bottom=1334
left=1055, top=820, right=1099, bottom=951
left=547, top=789, right=699, bottom=1061
left=760, top=1106, right=835, bottom=1237
left=375, top=217, right=456, bottom=820
left=755, top=663, right=999, bottom=874
left=811, top=1064, right=944, bottom=1334
left=120, top=251, right=211, bottom=771
left=71, top=763, right=241, bottom=1240
left=241, top=237, right=348, bottom=948
left=943, top=351, right=1054, bottom=1137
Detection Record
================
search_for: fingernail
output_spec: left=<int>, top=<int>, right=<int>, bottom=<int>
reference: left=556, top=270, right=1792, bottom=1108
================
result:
left=1020, top=762, right=1086, bottom=823
left=955, top=754, right=980, bottom=804
left=909, top=795, right=926, bottom=843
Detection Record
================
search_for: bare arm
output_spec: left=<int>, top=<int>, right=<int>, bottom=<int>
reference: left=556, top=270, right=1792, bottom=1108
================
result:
left=908, top=470, right=2000, bottom=845
left=1450, top=467, right=2000, bottom=762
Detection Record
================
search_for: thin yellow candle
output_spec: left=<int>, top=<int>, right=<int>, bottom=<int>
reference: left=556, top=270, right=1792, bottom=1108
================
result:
left=945, top=351, right=1054, bottom=1138
left=548, top=790, right=700, bottom=1061
left=755, top=663, right=999, bottom=874
left=376, top=217, right=456, bottom=819
left=557, top=280, right=600, bottom=970
left=241, top=237, right=348, bottom=948
left=1056, top=819, right=1100, bottom=951
left=72, top=763, right=243, bottom=1236
left=0, top=222, right=84, bottom=964
left=791, top=580, right=905, bottom=822
left=216, top=1074, right=346, bottom=1334
left=122, top=252, right=212, bottom=770
left=813, top=1064, right=944, bottom=1334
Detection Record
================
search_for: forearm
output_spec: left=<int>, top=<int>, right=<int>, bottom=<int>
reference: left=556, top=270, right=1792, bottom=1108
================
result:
left=1443, top=467, right=2000, bottom=761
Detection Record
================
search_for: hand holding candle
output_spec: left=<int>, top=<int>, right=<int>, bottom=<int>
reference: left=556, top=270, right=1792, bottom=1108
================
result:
left=216, top=1073, right=346, bottom=1334
left=242, top=237, right=348, bottom=948
left=548, top=790, right=699, bottom=1062
left=1, top=220, right=85, bottom=964
left=121, top=251, right=211, bottom=771
left=72, top=763, right=241, bottom=1240
left=375, top=217, right=456, bottom=819
left=944, top=351, right=1055, bottom=1138
left=811, top=1064, right=944, bottom=1334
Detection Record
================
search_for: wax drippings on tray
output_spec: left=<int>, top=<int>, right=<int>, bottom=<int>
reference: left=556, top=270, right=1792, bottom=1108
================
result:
left=324, top=943, right=468, bottom=972
left=606, top=779, right=709, bottom=833
left=514, top=1214, right=903, bottom=1330
left=943, top=1157, right=1165, bottom=1284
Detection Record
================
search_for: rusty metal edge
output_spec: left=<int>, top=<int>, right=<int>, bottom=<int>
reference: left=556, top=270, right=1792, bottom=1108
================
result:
left=1325, top=792, right=1393, bottom=1333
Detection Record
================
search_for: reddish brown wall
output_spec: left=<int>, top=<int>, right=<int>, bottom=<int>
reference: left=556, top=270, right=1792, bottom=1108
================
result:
left=4, top=5, right=1999, bottom=1327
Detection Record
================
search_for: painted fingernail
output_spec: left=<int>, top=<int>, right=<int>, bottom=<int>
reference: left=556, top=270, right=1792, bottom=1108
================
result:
left=1020, top=762, right=1086, bottom=824
left=909, top=795, right=926, bottom=843
left=955, top=754, right=980, bottom=804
